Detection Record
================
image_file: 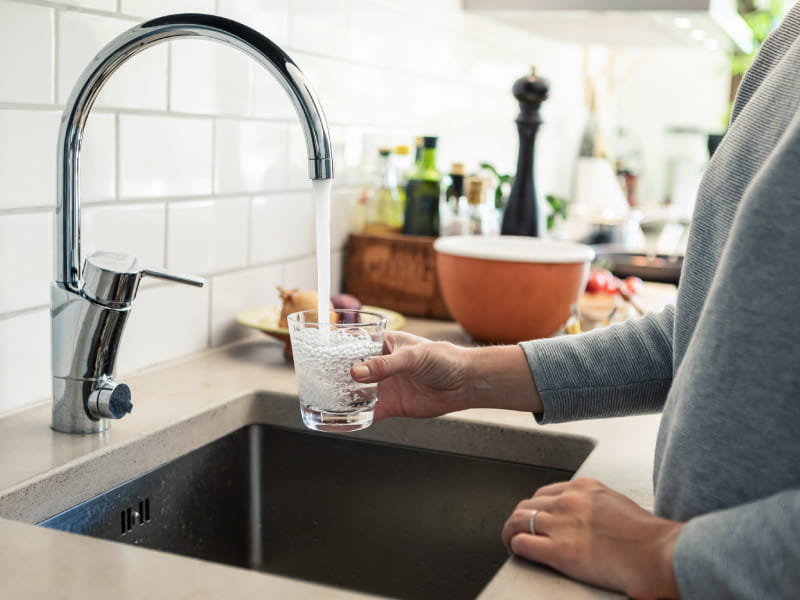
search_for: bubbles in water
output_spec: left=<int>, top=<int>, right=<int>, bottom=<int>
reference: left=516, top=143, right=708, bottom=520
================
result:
left=292, top=327, right=383, bottom=412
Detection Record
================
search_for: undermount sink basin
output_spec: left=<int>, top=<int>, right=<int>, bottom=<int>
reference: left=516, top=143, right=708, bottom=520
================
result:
left=37, top=394, right=595, bottom=599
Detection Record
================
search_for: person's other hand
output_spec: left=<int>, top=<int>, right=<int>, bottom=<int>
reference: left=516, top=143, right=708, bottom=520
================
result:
left=351, top=331, right=473, bottom=420
left=501, top=478, right=683, bottom=600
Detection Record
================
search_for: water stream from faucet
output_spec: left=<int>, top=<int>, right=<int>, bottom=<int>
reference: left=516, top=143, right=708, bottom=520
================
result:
left=313, top=179, right=333, bottom=327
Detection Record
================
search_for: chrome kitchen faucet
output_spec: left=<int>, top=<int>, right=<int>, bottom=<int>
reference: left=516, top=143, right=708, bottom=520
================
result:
left=52, top=13, right=334, bottom=433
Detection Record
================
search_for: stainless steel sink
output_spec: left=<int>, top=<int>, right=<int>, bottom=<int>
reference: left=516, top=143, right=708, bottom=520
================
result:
left=38, top=417, right=591, bottom=599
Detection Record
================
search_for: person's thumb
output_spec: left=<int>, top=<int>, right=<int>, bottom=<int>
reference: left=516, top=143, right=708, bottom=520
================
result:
left=351, top=351, right=414, bottom=383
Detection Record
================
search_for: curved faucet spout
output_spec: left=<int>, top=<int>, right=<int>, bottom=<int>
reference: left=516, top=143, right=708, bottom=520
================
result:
left=52, top=13, right=334, bottom=433
left=57, top=12, right=333, bottom=290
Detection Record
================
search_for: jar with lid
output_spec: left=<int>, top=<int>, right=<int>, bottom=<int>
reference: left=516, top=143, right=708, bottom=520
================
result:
left=467, top=176, right=500, bottom=236
left=440, top=163, right=468, bottom=236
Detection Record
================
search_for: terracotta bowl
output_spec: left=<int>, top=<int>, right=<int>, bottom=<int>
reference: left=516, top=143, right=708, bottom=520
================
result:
left=434, top=236, right=594, bottom=344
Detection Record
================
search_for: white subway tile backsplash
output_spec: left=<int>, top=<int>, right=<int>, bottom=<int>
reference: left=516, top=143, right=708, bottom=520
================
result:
left=383, top=0, right=461, bottom=15
left=214, top=119, right=288, bottom=193
left=116, top=282, right=210, bottom=375
left=216, top=0, right=291, bottom=47
left=399, top=18, right=461, bottom=80
left=330, top=125, right=369, bottom=185
left=348, top=0, right=408, bottom=71
left=282, top=255, right=316, bottom=292
left=251, top=50, right=319, bottom=121
left=331, top=249, right=344, bottom=295
left=81, top=113, right=117, bottom=204
left=167, top=197, right=249, bottom=274
left=290, top=0, right=350, bottom=58
left=0, top=110, right=59, bottom=209
left=82, top=203, right=166, bottom=269
left=286, top=124, right=313, bottom=191
left=0, top=309, right=51, bottom=415
left=314, top=59, right=377, bottom=126
left=0, top=3, right=53, bottom=104
left=58, top=11, right=167, bottom=110
left=120, top=0, right=215, bottom=19
left=119, top=114, right=213, bottom=198
left=0, top=0, right=634, bottom=412
left=169, top=40, right=252, bottom=116
left=251, top=65, right=297, bottom=120
left=58, top=0, right=117, bottom=10
left=409, top=79, right=454, bottom=133
left=370, top=70, right=414, bottom=131
left=250, top=192, right=314, bottom=264
left=331, top=187, right=353, bottom=251
left=209, top=264, right=282, bottom=346
left=0, top=213, right=52, bottom=314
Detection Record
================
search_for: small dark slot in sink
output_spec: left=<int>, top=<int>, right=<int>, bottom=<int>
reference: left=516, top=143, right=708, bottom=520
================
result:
left=40, top=425, right=574, bottom=599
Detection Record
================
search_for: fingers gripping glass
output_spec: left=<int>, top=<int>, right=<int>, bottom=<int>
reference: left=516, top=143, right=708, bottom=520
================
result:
left=288, top=309, right=387, bottom=433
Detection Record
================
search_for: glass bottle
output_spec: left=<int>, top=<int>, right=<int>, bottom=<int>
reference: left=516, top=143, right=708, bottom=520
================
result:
left=440, top=163, right=468, bottom=236
left=365, top=148, right=403, bottom=234
left=403, top=136, right=441, bottom=236
left=394, top=144, right=412, bottom=209
left=465, top=176, right=501, bottom=236
left=467, top=176, right=485, bottom=235
left=351, top=188, right=369, bottom=233
left=444, top=163, right=465, bottom=207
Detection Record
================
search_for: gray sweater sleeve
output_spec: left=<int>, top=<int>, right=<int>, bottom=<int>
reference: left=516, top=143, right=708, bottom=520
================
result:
left=674, top=490, right=800, bottom=599
left=519, top=307, right=674, bottom=423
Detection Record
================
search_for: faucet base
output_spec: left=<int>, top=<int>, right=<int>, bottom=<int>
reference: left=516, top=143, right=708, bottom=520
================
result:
left=52, top=377, right=109, bottom=434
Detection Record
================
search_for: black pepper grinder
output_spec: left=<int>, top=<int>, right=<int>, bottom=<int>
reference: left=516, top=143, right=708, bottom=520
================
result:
left=501, top=67, right=549, bottom=237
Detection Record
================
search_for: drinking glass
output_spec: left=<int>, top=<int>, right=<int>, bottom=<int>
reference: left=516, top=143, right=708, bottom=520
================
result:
left=288, top=309, right=387, bottom=432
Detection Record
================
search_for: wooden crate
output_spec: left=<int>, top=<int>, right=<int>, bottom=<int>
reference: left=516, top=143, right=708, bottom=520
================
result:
left=344, top=232, right=451, bottom=319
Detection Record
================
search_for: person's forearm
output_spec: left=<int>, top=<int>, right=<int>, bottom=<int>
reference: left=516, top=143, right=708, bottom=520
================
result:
left=464, top=345, right=543, bottom=413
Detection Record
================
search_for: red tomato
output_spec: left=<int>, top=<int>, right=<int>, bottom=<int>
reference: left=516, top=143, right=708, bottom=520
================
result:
left=586, top=269, right=618, bottom=294
left=622, top=276, right=644, bottom=296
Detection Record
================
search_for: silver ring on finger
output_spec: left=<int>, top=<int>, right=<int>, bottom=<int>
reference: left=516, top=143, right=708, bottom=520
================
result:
left=529, top=509, right=538, bottom=535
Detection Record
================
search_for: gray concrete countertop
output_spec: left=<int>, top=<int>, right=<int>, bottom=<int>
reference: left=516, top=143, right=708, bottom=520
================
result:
left=0, top=317, right=661, bottom=599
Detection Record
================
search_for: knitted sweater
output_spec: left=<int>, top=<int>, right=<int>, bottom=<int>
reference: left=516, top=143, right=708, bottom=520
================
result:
left=521, top=4, right=800, bottom=598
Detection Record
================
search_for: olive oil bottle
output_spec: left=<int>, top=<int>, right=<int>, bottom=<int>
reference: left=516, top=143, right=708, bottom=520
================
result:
left=365, top=148, right=403, bottom=234
left=403, top=136, right=441, bottom=236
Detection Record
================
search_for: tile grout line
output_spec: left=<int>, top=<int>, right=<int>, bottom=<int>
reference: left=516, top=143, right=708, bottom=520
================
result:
left=0, top=103, right=63, bottom=111
left=162, top=195, right=169, bottom=270
left=8, top=0, right=140, bottom=22
left=206, top=276, right=213, bottom=348
left=165, top=40, right=172, bottom=113
left=210, top=115, right=217, bottom=201
left=0, top=304, right=50, bottom=323
left=0, top=242, right=339, bottom=323
left=1, top=191, right=361, bottom=216
left=52, top=6, right=59, bottom=105
left=6, top=4, right=527, bottom=99
left=0, top=185, right=357, bottom=215
left=114, top=111, right=121, bottom=202
left=0, top=93, right=480, bottom=130
left=246, top=195, right=254, bottom=268
left=0, top=205, right=58, bottom=216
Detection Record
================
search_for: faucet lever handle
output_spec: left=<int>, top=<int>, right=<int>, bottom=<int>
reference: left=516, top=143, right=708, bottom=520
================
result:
left=82, top=251, right=204, bottom=307
left=141, top=267, right=205, bottom=288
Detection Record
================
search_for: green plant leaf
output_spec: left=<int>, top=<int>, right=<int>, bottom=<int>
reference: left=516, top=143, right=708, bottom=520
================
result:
left=545, top=194, right=569, bottom=230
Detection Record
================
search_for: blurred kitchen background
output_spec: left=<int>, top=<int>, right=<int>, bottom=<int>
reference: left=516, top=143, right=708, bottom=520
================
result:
left=0, top=0, right=792, bottom=415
